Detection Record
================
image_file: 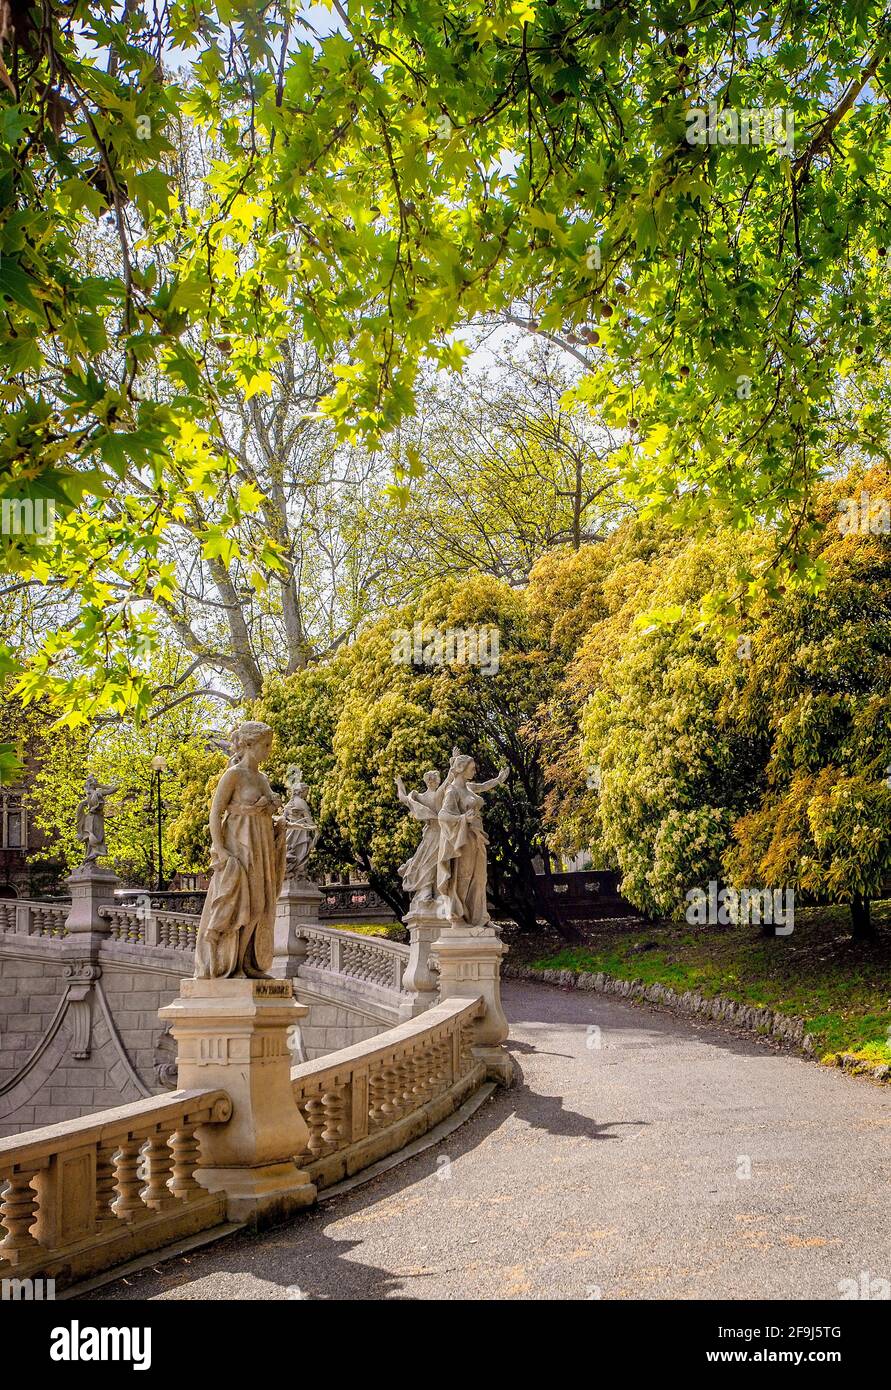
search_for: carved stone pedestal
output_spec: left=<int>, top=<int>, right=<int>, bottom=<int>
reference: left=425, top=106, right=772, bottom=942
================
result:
left=159, top=978, right=317, bottom=1224
left=431, top=923, right=513, bottom=1085
left=64, top=862, right=120, bottom=951
left=399, top=903, right=441, bottom=1019
left=272, top=877, right=323, bottom=979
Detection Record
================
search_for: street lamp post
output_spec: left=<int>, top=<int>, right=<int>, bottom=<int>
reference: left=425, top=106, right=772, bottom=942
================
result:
left=150, top=755, right=167, bottom=892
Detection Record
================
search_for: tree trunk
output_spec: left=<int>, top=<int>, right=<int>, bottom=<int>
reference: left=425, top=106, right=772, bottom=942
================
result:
left=850, top=892, right=874, bottom=940
left=361, top=858, right=407, bottom=921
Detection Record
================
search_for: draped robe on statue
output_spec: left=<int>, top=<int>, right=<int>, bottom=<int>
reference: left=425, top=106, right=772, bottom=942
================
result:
left=195, top=794, right=286, bottom=979
left=398, top=787, right=443, bottom=900
left=435, top=781, right=490, bottom=928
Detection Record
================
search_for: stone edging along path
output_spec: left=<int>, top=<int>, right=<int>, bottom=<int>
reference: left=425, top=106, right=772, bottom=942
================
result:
left=502, top=962, right=891, bottom=1085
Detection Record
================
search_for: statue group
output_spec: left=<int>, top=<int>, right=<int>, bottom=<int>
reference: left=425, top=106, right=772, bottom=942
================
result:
left=77, top=724, right=502, bottom=984
left=396, top=749, right=508, bottom=928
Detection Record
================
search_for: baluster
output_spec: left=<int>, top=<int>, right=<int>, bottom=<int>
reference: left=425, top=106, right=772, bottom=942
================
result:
left=423, top=1039, right=440, bottom=1095
left=441, top=1033, right=455, bottom=1087
left=395, top=1055, right=415, bottom=1115
left=321, top=1085, right=347, bottom=1151
left=459, top=1020, right=475, bottom=1074
left=0, top=1170, right=41, bottom=1261
left=368, top=1067, right=389, bottom=1129
left=432, top=1037, right=450, bottom=1094
left=293, top=1100, right=314, bottom=1166
left=113, top=1136, right=148, bottom=1220
left=169, top=1124, right=202, bottom=1199
left=303, top=1094, right=327, bottom=1158
left=409, top=1046, right=431, bottom=1107
left=379, top=1064, right=402, bottom=1124
left=141, top=1132, right=174, bottom=1210
left=95, top=1141, right=119, bottom=1225
left=422, top=1040, right=441, bottom=1096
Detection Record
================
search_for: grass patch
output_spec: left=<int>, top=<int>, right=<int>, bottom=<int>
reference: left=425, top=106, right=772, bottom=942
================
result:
left=511, top=902, right=891, bottom=1063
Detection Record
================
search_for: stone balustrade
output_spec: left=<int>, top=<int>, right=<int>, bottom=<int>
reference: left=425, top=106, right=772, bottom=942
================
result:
left=300, top=925, right=407, bottom=994
left=291, top=994, right=485, bottom=1189
left=2, top=901, right=391, bottom=977
left=99, top=905, right=198, bottom=953
left=0, top=993, right=496, bottom=1290
left=153, top=912, right=199, bottom=952
left=0, top=899, right=70, bottom=938
left=0, top=898, right=199, bottom=954
left=100, top=903, right=145, bottom=945
left=0, top=1087, right=232, bottom=1288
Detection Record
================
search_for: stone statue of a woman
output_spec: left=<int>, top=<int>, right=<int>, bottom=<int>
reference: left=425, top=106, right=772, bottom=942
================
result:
left=194, top=721, right=286, bottom=980
left=75, top=774, right=119, bottom=864
left=282, top=766, right=319, bottom=879
left=395, top=770, right=444, bottom=908
left=435, top=753, right=508, bottom=928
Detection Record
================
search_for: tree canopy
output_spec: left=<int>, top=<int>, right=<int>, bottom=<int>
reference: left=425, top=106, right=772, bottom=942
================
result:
left=3, top=2, right=891, bottom=723
left=254, top=572, right=561, bottom=927
left=536, top=463, right=891, bottom=933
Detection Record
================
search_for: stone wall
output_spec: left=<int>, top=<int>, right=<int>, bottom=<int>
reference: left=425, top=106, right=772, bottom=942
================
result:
left=0, top=938, right=185, bottom=1138
left=0, top=931, right=399, bottom=1137
left=294, top=984, right=393, bottom=1060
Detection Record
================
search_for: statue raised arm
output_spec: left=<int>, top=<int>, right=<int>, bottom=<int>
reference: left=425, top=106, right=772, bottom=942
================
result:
left=469, top=766, right=509, bottom=794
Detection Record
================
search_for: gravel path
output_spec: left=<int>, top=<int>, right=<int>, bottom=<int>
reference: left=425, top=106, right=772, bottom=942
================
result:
left=87, top=979, right=891, bottom=1301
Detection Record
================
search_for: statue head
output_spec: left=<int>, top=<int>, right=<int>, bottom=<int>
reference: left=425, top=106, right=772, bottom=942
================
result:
left=84, top=774, right=97, bottom=792
left=423, top=770, right=441, bottom=790
left=450, top=753, right=476, bottom=782
left=230, top=720, right=274, bottom=764
left=285, top=763, right=308, bottom=797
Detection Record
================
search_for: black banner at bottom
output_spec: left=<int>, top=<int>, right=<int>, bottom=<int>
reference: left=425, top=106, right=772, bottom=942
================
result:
left=1, top=1296, right=885, bottom=1378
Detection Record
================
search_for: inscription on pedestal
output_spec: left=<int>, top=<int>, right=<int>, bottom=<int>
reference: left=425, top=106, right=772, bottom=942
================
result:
left=253, top=980, right=293, bottom=998
left=181, top=977, right=294, bottom=1000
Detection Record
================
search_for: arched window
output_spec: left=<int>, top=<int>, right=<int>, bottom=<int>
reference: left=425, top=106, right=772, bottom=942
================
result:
left=1, top=789, right=27, bottom=850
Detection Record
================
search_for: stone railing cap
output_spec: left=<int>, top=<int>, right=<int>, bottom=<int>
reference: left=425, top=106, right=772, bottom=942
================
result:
left=0, top=1087, right=232, bottom=1168
left=290, top=994, right=482, bottom=1085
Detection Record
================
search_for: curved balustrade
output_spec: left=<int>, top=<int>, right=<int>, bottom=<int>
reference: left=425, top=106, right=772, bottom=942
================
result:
left=0, top=1087, right=232, bottom=1289
left=298, top=925, right=408, bottom=1006
left=291, top=995, right=485, bottom=1189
